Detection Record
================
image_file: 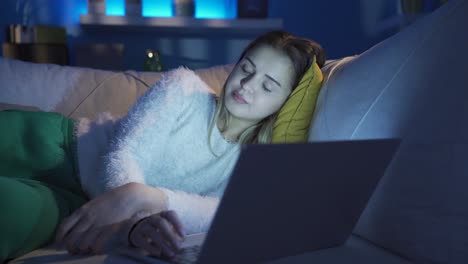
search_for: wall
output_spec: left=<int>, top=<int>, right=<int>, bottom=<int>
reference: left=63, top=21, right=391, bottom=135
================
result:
left=270, top=0, right=398, bottom=59
left=0, top=0, right=440, bottom=71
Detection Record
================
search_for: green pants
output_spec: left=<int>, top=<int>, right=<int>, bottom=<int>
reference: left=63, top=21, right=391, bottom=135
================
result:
left=0, top=110, right=88, bottom=262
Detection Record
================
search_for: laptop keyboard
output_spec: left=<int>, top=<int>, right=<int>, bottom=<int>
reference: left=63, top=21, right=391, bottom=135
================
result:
left=117, top=233, right=206, bottom=264
left=170, top=245, right=202, bottom=264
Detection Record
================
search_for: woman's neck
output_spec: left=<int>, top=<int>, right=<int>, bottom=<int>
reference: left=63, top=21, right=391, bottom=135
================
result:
left=217, top=117, right=253, bottom=143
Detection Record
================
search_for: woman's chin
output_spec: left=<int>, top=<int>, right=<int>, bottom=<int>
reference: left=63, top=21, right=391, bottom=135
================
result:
left=225, top=102, right=245, bottom=116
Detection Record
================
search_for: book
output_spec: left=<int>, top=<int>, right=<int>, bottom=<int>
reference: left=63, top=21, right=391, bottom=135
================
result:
left=2, top=43, right=68, bottom=65
left=10, top=25, right=67, bottom=44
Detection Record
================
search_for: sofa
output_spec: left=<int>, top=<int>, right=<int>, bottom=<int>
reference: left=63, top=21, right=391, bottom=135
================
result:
left=1, top=0, right=468, bottom=263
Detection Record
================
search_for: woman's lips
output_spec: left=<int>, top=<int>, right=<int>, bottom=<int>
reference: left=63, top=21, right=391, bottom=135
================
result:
left=232, top=91, right=248, bottom=104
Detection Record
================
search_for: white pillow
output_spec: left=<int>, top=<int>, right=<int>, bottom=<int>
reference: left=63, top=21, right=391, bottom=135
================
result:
left=0, top=58, right=84, bottom=111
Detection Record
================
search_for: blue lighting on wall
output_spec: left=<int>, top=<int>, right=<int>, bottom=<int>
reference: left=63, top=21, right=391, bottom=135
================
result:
left=106, top=0, right=125, bottom=16
left=196, top=0, right=235, bottom=18
left=102, top=0, right=236, bottom=18
left=143, top=0, right=172, bottom=17
left=76, top=1, right=88, bottom=17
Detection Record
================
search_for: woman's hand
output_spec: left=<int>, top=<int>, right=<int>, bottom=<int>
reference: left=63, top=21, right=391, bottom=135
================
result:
left=128, top=210, right=186, bottom=259
left=55, top=182, right=168, bottom=254
left=58, top=218, right=134, bottom=255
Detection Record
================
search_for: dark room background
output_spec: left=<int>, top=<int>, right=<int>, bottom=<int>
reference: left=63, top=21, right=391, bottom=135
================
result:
left=0, top=0, right=442, bottom=71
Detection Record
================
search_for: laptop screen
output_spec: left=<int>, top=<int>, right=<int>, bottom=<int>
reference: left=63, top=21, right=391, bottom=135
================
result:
left=197, top=139, right=400, bottom=263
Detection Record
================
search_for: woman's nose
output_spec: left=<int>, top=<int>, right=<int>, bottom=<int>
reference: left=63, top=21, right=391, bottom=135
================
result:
left=240, top=77, right=255, bottom=94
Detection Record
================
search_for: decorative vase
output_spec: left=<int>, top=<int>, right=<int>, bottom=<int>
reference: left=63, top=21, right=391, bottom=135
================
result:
left=172, top=0, right=195, bottom=17
left=88, top=0, right=106, bottom=15
left=125, top=0, right=142, bottom=16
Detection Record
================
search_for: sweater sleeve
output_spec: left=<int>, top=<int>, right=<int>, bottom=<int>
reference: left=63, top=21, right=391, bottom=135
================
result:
left=98, top=68, right=221, bottom=234
left=158, top=187, right=220, bottom=235
left=75, top=112, right=121, bottom=199
left=99, top=69, right=190, bottom=197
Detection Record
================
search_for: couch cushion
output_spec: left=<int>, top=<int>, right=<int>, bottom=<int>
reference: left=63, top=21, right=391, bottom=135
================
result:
left=0, top=58, right=234, bottom=120
left=10, top=235, right=411, bottom=264
left=56, top=70, right=154, bottom=120
left=0, top=58, right=136, bottom=119
left=68, top=65, right=234, bottom=120
left=308, top=0, right=468, bottom=262
left=270, top=235, right=412, bottom=264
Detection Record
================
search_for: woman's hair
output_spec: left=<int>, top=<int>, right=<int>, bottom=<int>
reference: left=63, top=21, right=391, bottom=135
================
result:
left=208, top=30, right=326, bottom=150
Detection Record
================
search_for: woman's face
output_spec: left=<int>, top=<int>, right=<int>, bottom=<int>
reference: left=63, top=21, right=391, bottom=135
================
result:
left=224, top=45, right=294, bottom=126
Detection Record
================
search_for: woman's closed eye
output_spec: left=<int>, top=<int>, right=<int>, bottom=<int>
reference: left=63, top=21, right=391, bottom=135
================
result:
left=241, top=64, right=254, bottom=74
left=263, top=84, right=272, bottom=93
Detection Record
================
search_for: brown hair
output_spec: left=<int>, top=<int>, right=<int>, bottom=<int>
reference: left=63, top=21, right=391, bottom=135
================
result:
left=238, top=30, right=326, bottom=88
left=208, top=30, right=326, bottom=151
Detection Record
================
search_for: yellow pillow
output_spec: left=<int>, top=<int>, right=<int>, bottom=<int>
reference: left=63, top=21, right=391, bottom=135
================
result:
left=272, top=57, right=324, bottom=143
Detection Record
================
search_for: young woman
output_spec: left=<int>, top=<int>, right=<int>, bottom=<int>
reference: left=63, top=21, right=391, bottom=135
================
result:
left=0, top=30, right=325, bottom=262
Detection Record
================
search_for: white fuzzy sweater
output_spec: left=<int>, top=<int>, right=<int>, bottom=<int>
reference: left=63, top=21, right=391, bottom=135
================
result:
left=76, top=68, right=240, bottom=234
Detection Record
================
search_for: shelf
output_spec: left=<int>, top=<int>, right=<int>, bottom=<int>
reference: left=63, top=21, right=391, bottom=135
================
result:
left=79, top=14, right=283, bottom=32
left=2, top=43, right=68, bottom=65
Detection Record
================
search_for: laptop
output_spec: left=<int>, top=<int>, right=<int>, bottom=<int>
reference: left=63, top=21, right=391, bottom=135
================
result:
left=118, top=138, right=401, bottom=264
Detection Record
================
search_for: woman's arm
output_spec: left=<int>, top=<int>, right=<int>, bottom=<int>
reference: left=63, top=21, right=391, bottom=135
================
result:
left=91, top=68, right=220, bottom=206
left=158, top=187, right=220, bottom=235
left=100, top=68, right=201, bottom=197
left=55, top=182, right=168, bottom=253
left=56, top=182, right=219, bottom=255
left=76, top=112, right=120, bottom=199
